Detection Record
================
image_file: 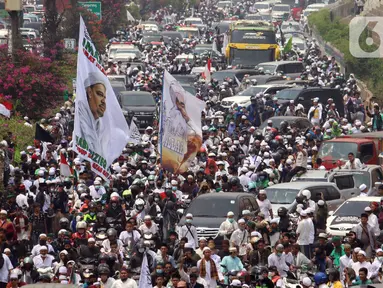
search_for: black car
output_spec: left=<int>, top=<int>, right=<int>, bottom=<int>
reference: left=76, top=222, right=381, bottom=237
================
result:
left=257, top=116, right=312, bottom=133
left=212, top=69, right=259, bottom=84
left=118, top=91, right=157, bottom=131
left=276, top=86, right=344, bottom=116
left=177, top=193, right=259, bottom=247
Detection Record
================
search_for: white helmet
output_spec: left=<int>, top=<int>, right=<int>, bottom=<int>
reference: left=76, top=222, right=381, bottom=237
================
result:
left=302, top=189, right=311, bottom=199
left=76, top=221, right=87, bottom=230
left=135, top=198, right=145, bottom=207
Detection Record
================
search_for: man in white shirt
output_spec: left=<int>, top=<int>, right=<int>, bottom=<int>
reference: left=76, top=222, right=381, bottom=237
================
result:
left=111, top=267, right=137, bottom=288
left=256, top=190, right=273, bottom=221
left=31, top=234, right=55, bottom=258
left=296, top=210, right=314, bottom=259
left=268, top=244, right=290, bottom=277
left=197, top=247, right=224, bottom=288
left=89, top=180, right=106, bottom=200
left=219, top=211, right=238, bottom=240
left=343, top=152, right=363, bottom=169
left=16, top=185, right=29, bottom=209
left=178, top=213, right=198, bottom=248
left=365, top=206, right=380, bottom=237
left=339, top=244, right=353, bottom=282
left=370, top=248, right=383, bottom=279
left=351, top=250, right=372, bottom=279
left=230, top=219, right=249, bottom=258
left=0, top=252, right=13, bottom=287
left=119, top=222, right=141, bottom=250
left=33, top=246, right=56, bottom=269
left=138, top=215, right=159, bottom=235
left=308, top=98, right=322, bottom=126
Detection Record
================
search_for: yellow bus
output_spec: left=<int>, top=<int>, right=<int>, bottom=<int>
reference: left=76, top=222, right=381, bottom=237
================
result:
left=225, top=20, right=280, bottom=68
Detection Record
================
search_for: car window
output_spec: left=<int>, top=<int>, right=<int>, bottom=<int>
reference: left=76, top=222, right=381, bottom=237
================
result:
left=266, top=86, right=288, bottom=95
left=243, top=197, right=255, bottom=211
left=239, top=198, right=247, bottom=212
left=284, top=64, right=299, bottom=73
left=372, top=168, right=383, bottom=185
left=334, top=175, right=354, bottom=190
left=275, top=64, right=285, bottom=73
left=326, top=186, right=341, bottom=201
left=360, top=144, right=374, bottom=163
left=309, top=188, right=325, bottom=202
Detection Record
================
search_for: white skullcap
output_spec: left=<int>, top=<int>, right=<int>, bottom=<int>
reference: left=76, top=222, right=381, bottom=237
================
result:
left=186, top=213, right=193, bottom=218
left=358, top=250, right=366, bottom=256
left=259, top=190, right=266, bottom=195
left=88, top=238, right=96, bottom=243
left=39, top=246, right=48, bottom=251
left=171, top=180, right=178, bottom=185
left=59, top=266, right=68, bottom=274
left=4, top=248, right=10, bottom=253
left=238, top=218, right=245, bottom=224
left=267, top=119, right=273, bottom=123
left=0, top=210, right=7, bottom=215
left=359, top=184, right=367, bottom=191
left=354, top=247, right=361, bottom=253
left=251, top=231, right=262, bottom=237
left=84, top=72, right=105, bottom=88
left=300, top=210, right=307, bottom=217
left=227, top=211, right=234, bottom=216
left=203, top=247, right=211, bottom=253
left=302, top=277, right=312, bottom=286
left=364, top=206, right=372, bottom=212
left=318, top=200, right=325, bottom=206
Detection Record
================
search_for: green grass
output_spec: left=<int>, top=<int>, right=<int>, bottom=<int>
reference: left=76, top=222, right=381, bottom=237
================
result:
left=309, top=9, right=383, bottom=103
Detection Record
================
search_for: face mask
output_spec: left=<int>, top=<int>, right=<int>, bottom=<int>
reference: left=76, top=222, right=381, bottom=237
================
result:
left=276, top=252, right=282, bottom=257
left=156, top=269, right=163, bottom=274
left=268, top=272, right=275, bottom=278
left=378, top=256, right=383, bottom=262
left=186, top=219, right=192, bottom=224
left=172, top=186, right=177, bottom=191
left=228, top=218, right=234, bottom=223
left=112, top=203, right=117, bottom=207
left=90, top=212, right=95, bottom=216
left=95, top=186, right=100, bottom=190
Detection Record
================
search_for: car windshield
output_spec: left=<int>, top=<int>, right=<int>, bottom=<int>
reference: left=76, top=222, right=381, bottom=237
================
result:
left=274, top=89, right=300, bottom=100
left=212, top=71, right=236, bottom=82
left=116, top=49, right=139, bottom=55
left=231, top=49, right=275, bottom=66
left=194, top=46, right=212, bottom=55
left=256, top=64, right=277, bottom=73
left=334, top=201, right=371, bottom=217
left=143, top=35, right=163, bottom=42
left=186, top=197, right=238, bottom=217
left=121, top=95, right=155, bottom=106
left=218, top=2, right=231, bottom=7
left=231, top=30, right=277, bottom=44
left=294, top=177, right=327, bottom=182
left=318, top=142, right=358, bottom=161
left=185, top=20, right=203, bottom=25
left=238, top=86, right=267, bottom=96
left=255, top=3, right=269, bottom=9
left=179, top=30, right=199, bottom=38
left=265, top=188, right=300, bottom=204
left=294, top=41, right=305, bottom=50
left=335, top=171, right=370, bottom=190
left=274, top=5, right=290, bottom=11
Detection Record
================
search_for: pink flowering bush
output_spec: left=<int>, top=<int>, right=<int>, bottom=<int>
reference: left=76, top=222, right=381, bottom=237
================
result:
left=0, top=45, right=71, bottom=118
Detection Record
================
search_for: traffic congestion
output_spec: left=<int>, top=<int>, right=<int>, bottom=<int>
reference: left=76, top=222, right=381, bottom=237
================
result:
left=0, top=0, right=382, bottom=287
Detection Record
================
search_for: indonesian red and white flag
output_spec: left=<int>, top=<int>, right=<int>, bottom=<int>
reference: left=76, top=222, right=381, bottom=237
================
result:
left=203, top=58, right=212, bottom=84
left=0, top=101, right=12, bottom=118
left=60, top=153, right=73, bottom=177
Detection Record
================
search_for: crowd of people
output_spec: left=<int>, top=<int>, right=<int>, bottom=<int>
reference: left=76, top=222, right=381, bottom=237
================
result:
left=1, top=0, right=383, bottom=288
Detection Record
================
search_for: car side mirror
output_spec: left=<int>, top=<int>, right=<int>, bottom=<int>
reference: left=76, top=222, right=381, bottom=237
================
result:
left=328, top=211, right=334, bottom=216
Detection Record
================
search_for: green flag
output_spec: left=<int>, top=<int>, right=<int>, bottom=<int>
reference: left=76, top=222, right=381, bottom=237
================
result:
left=283, top=37, right=293, bottom=53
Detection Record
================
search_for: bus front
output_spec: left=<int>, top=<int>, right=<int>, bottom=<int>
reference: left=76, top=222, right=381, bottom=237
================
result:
left=226, top=27, right=280, bottom=68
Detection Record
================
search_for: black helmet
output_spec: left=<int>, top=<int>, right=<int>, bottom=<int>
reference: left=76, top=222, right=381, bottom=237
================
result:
left=89, top=202, right=96, bottom=209
left=59, top=218, right=69, bottom=225
left=106, top=228, right=117, bottom=237
left=295, top=195, right=305, bottom=204
left=280, top=121, right=288, bottom=129
left=98, top=253, right=109, bottom=263
left=277, top=207, right=288, bottom=217
left=230, top=177, right=240, bottom=186
left=97, top=212, right=105, bottom=219
left=328, top=268, right=340, bottom=282
left=98, top=264, right=110, bottom=275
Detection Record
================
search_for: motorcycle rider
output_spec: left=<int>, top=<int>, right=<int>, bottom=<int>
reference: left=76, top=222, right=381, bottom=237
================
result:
left=131, top=198, right=146, bottom=224
left=277, top=207, right=290, bottom=233
left=102, top=228, right=124, bottom=253
left=98, top=265, right=115, bottom=288
left=106, top=193, right=126, bottom=229
left=14, top=257, right=39, bottom=284
left=72, top=221, right=92, bottom=247
left=78, top=238, right=100, bottom=262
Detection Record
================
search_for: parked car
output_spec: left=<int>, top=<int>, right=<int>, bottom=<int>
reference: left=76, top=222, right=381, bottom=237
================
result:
left=326, top=196, right=381, bottom=236
left=265, top=181, right=359, bottom=215
left=177, top=193, right=259, bottom=246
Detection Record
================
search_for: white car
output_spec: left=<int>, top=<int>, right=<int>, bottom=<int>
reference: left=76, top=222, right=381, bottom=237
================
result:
left=272, top=4, right=291, bottom=20
left=326, top=196, right=381, bottom=237
left=253, top=2, right=272, bottom=14
left=220, top=84, right=292, bottom=109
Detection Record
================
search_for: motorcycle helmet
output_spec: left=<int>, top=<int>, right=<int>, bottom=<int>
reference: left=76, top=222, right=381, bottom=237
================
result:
left=98, top=264, right=110, bottom=275
left=230, top=177, right=240, bottom=187
left=97, top=212, right=106, bottom=220
left=59, top=217, right=69, bottom=227
left=314, top=272, right=328, bottom=285
left=106, top=228, right=117, bottom=238
left=301, top=189, right=311, bottom=200
left=135, top=198, right=145, bottom=210
left=277, top=207, right=288, bottom=217
left=98, top=253, right=109, bottom=263
left=328, top=268, right=340, bottom=282
left=23, top=257, right=33, bottom=265
left=76, top=221, right=87, bottom=230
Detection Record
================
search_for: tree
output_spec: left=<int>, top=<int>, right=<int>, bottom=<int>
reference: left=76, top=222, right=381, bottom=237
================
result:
left=0, top=46, right=73, bottom=118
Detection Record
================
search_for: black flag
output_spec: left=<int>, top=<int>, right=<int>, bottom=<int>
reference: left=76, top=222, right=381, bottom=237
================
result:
left=35, top=124, right=54, bottom=143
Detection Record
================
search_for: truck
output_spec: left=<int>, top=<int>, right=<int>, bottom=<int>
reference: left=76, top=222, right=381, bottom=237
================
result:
left=318, top=131, right=383, bottom=170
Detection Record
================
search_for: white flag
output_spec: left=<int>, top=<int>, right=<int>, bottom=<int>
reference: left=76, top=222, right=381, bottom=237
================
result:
left=159, top=71, right=205, bottom=174
left=222, top=33, right=229, bottom=55
left=138, top=253, right=152, bottom=288
left=128, top=120, right=141, bottom=144
left=72, top=17, right=132, bottom=182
